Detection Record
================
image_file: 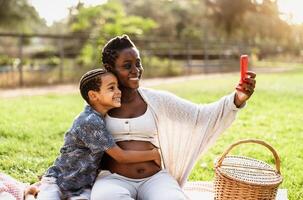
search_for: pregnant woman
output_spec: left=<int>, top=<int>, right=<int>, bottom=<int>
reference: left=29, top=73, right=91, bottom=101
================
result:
left=90, top=35, right=256, bottom=200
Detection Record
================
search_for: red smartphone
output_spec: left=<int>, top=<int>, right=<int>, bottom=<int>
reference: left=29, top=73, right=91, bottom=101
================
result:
left=236, top=55, right=248, bottom=91
left=240, top=55, right=248, bottom=83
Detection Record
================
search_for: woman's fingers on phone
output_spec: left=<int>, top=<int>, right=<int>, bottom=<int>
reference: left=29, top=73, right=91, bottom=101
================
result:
left=241, top=83, right=254, bottom=95
left=236, top=84, right=247, bottom=94
left=246, top=71, right=256, bottom=78
left=243, top=78, right=256, bottom=87
left=246, top=87, right=254, bottom=95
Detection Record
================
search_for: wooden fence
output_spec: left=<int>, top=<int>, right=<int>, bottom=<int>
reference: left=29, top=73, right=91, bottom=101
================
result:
left=0, top=33, right=250, bottom=88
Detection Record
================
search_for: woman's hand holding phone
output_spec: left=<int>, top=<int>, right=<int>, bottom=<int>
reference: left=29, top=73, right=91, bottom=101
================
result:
left=235, top=55, right=256, bottom=107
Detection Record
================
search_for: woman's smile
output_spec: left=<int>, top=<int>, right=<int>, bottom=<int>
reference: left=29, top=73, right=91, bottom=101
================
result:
left=129, top=77, right=139, bottom=81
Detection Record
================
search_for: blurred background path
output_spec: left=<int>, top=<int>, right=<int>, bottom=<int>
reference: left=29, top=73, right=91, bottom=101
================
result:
left=0, top=66, right=295, bottom=98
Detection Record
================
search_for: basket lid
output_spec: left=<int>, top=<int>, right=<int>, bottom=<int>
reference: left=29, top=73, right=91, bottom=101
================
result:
left=216, top=155, right=283, bottom=186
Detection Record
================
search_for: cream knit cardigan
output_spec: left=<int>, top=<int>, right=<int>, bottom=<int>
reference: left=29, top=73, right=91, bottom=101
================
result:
left=138, top=87, right=243, bottom=187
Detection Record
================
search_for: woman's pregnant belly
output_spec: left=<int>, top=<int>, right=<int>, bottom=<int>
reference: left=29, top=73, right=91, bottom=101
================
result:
left=101, top=140, right=161, bottom=179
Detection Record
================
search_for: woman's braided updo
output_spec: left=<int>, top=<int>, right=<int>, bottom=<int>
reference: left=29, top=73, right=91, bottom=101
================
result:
left=102, top=35, right=136, bottom=69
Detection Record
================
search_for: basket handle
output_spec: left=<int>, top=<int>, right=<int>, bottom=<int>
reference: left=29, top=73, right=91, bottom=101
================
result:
left=215, top=139, right=281, bottom=174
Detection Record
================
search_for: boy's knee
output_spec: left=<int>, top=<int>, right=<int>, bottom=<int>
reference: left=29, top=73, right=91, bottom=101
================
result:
left=36, top=180, right=61, bottom=200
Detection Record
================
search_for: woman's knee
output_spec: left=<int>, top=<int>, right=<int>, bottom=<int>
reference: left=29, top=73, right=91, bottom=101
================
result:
left=144, top=190, right=186, bottom=200
left=138, top=170, right=186, bottom=200
left=90, top=188, right=113, bottom=200
left=90, top=183, right=134, bottom=200
left=91, top=189, right=133, bottom=200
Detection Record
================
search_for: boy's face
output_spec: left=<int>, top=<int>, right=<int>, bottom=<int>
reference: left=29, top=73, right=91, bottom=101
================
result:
left=93, top=73, right=121, bottom=109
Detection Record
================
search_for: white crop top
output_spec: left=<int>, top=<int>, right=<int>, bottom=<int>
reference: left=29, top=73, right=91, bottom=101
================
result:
left=104, top=106, right=159, bottom=147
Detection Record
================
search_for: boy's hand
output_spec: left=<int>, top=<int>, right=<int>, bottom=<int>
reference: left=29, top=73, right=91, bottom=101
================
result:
left=24, top=182, right=40, bottom=199
left=152, top=148, right=162, bottom=168
left=235, top=71, right=256, bottom=107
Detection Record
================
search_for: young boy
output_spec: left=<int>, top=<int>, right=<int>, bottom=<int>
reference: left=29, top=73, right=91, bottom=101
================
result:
left=36, top=69, right=160, bottom=200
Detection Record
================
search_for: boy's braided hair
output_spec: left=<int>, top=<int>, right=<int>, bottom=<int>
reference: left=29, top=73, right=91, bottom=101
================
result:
left=79, top=68, right=108, bottom=104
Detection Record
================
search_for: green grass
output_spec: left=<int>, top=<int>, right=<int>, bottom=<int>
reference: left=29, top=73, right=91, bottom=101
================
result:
left=253, top=60, right=303, bottom=69
left=1, top=69, right=303, bottom=199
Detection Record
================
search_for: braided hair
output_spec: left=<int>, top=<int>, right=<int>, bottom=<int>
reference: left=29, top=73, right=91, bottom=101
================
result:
left=102, top=35, right=136, bottom=69
left=79, top=68, right=108, bottom=104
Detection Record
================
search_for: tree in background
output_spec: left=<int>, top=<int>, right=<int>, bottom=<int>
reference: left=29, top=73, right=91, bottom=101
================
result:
left=121, top=0, right=209, bottom=41
left=243, top=0, right=292, bottom=57
left=0, top=0, right=300, bottom=65
left=68, top=0, right=156, bottom=67
left=126, top=0, right=296, bottom=59
left=0, top=0, right=44, bottom=32
left=293, top=24, right=303, bottom=50
left=0, top=0, right=46, bottom=68
left=206, top=0, right=255, bottom=38
left=205, top=0, right=293, bottom=56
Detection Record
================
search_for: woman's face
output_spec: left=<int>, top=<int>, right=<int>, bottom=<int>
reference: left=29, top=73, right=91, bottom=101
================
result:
left=112, top=47, right=143, bottom=89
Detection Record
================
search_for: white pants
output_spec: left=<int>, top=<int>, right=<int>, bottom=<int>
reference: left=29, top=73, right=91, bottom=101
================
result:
left=36, top=177, right=91, bottom=200
left=90, top=170, right=186, bottom=200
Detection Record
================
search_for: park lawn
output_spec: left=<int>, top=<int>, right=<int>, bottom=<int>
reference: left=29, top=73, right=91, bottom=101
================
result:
left=1, top=69, right=303, bottom=199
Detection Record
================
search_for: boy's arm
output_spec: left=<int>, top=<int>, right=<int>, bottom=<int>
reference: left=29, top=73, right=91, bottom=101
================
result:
left=24, top=182, right=41, bottom=200
left=77, top=116, right=161, bottom=166
left=105, top=146, right=161, bottom=166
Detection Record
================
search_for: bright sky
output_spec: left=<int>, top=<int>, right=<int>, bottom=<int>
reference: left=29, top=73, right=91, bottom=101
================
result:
left=29, top=0, right=303, bottom=26
left=28, top=0, right=107, bottom=26
left=277, top=0, right=303, bottom=24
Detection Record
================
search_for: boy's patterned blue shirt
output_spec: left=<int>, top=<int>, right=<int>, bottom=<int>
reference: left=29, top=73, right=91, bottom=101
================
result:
left=45, top=104, right=115, bottom=197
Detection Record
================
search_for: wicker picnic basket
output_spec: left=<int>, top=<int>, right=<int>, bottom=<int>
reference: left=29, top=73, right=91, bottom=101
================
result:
left=214, top=139, right=283, bottom=200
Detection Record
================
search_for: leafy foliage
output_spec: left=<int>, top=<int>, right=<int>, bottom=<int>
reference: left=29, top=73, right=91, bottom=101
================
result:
left=69, top=0, right=156, bottom=67
left=122, top=0, right=208, bottom=41
left=122, top=0, right=299, bottom=58
left=206, top=0, right=255, bottom=37
left=0, top=0, right=44, bottom=32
